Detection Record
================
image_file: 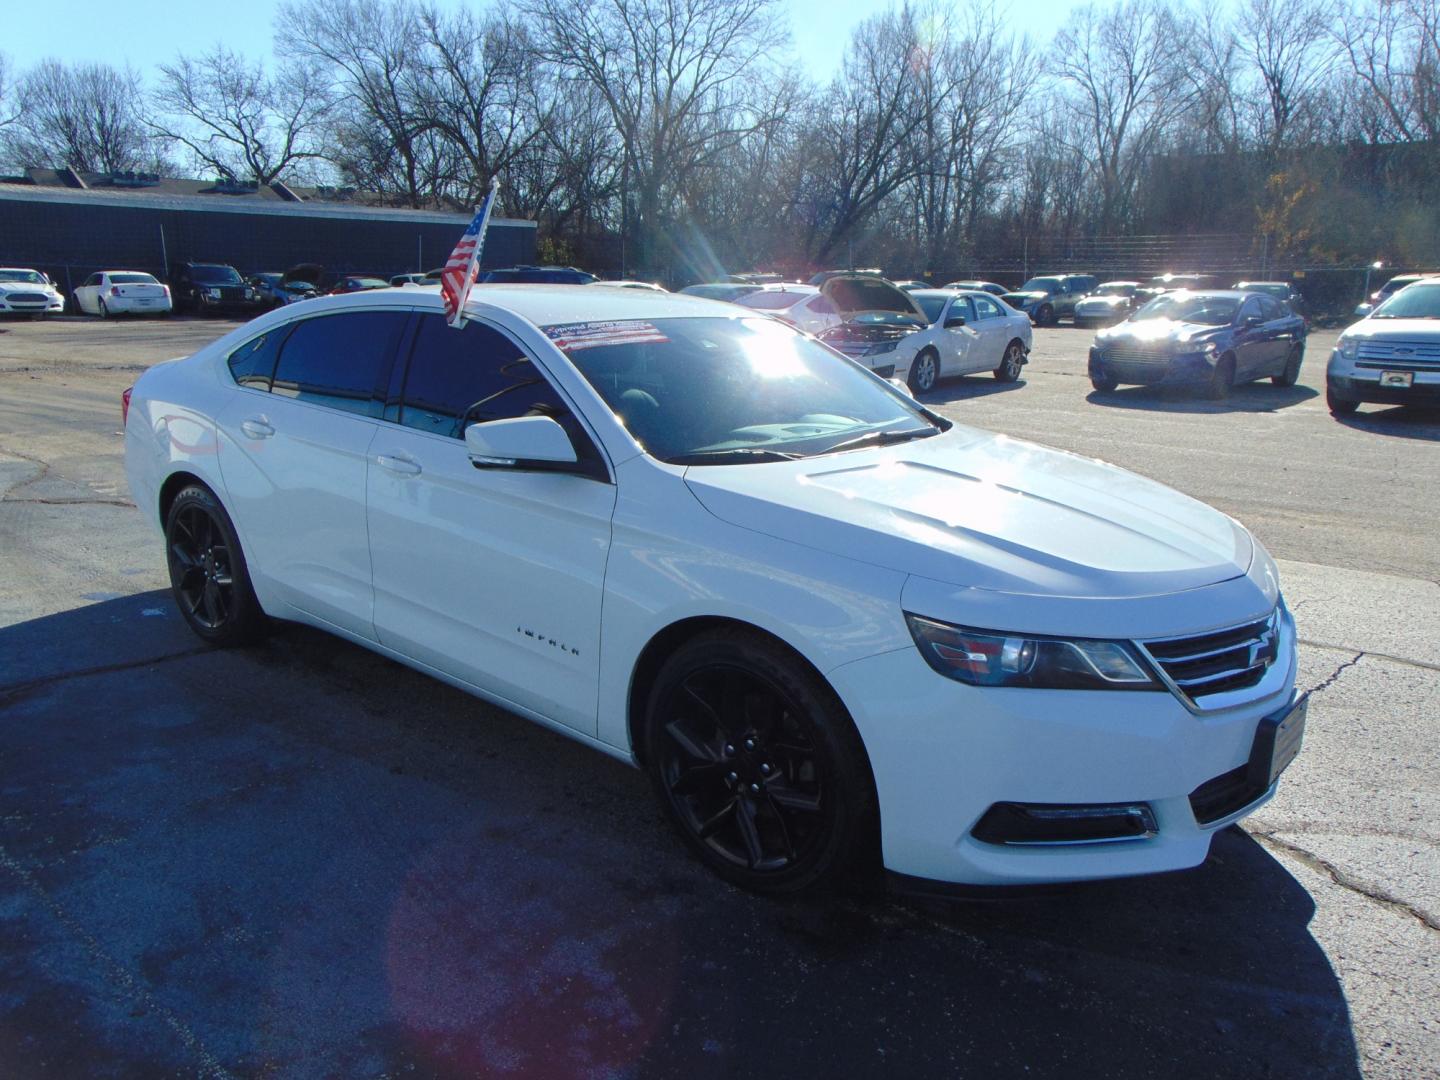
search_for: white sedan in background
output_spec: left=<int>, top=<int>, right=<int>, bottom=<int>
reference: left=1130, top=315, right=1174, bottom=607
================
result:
left=74, top=271, right=173, bottom=318
left=899, top=289, right=1033, bottom=392
left=0, top=268, right=66, bottom=317
left=122, top=285, right=1301, bottom=895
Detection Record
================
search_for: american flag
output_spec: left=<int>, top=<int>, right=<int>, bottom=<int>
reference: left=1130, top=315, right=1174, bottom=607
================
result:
left=440, top=179, right=499, bottom=327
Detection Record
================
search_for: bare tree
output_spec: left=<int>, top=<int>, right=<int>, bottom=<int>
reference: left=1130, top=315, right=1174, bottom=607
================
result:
left=1336, top=0, right=1440, bottom=143
left=0, top=53, right=18, bottom=133
left=5, top=60, right=155, bottom=173
left=523, top=0, right=789, bottom=274
left=1236, top=0, right=1337, bottom=153
left=1050, top=0, right=1194, bottom=232
left=151, top=46, right=332, bottom=184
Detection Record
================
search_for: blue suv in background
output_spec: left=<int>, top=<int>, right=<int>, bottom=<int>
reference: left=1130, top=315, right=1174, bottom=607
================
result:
left=1088, top=290, right=1307, bottom=399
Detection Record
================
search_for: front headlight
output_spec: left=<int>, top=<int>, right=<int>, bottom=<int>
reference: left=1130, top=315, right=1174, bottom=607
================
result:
left=905, top=614, right=1160, bottom=690
left=866, top=339, right=900, bottom=355
left=1338, top=337, right=1359, bottom=360
left=205, top=287, right=221, bottom=297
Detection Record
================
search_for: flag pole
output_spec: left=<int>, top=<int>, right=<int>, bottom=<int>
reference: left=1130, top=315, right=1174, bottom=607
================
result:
left=451, top=177, right=500, bottom=330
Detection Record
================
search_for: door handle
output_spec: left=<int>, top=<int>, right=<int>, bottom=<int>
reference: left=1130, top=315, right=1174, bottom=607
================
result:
left=376, top=453, right=422, bottom=477
left=240, top=418, right=274, bottom=439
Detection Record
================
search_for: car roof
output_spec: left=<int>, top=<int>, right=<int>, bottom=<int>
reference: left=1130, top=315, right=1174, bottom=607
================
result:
left=1098, top=280, right=1140, bottom=287
left=1154, top=289, right=1251, bottom=299
left=1233, top=281, right=1290, bottom=287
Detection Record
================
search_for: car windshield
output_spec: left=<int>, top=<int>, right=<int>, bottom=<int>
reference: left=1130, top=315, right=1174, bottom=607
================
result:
left=192, top=265, right=243, bottom=285
left=1018, top=277, right=1061, bottom=293
left=1132, top=293, right=1239, bottom=326
left=737, top=291, right=810, bottom=310
left=914, top=294, right=950, bottom=322
left=0, top=270, right=47, bottom=284
left=350, top=278, right=389, bottom=288
left=110, top=273, right=157, bottom=284
left=1372, top=283, right=1440, bottom=319
left=548, top=317, right=943, bottom=464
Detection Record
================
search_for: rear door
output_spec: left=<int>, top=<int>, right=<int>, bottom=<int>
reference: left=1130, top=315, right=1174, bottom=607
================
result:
left=76, top=273, right=101, bottom=313
left=365, top=313, right=617, bottom=735
left=968, top=294, right=1012, bottom=371
left=216, top=308, right=409, bottom=640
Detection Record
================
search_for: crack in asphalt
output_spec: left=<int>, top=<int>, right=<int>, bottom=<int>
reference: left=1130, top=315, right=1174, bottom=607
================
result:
left=1249, top=829, right=1440, bottom=932
left=1298, top=638, right=1440, bottom=675
left=1304, top=651, right=1365, bottom=696
left=0, top=445, right=134, bottom=508
left=0, top=846, right=239, bottom=1079
left=0, top=647, right=210, bottom=705
left=4, top=496, right=137, bottom=508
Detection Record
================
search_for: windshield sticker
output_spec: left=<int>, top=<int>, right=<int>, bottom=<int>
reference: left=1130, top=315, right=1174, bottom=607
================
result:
left=544, top=320, right=670, bottom=352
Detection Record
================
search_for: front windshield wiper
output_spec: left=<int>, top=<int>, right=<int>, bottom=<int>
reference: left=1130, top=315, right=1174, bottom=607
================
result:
left=817, top=426, right=940, bottom=456
left=665, top=448, right=803, bottom=465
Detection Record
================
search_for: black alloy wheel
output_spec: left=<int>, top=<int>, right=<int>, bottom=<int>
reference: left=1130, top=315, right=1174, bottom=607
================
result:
left=994, top=341, right=1025, bottom=382
left=908, top=349, right=939, bottom=394
left=644, top=631, right=876, bottom=894
left=1273, top=345, right=1303, bottom=387
left=1326, top=384, right=1359, bottom=416
left=165, top=485, right=268, bottom=646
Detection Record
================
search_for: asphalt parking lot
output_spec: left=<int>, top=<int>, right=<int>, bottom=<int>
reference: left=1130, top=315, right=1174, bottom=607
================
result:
left=1, top=314, right=1437, bottom=1079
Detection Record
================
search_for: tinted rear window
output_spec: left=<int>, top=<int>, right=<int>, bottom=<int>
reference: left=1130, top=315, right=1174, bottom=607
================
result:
left=110, top=273, right=157, bottom=284
left=270, top=311, right=407, bottom=416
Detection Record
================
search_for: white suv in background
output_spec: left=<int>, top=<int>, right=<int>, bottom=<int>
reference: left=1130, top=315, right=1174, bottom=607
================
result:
left=1328, top=277, right=1440, bottom=415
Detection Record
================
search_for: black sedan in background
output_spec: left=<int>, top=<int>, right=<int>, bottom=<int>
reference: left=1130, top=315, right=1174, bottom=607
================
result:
left=1088, top=290, right=1307, bottom=399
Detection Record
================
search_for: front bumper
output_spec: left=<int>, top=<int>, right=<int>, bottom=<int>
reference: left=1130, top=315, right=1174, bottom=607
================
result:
left=1091, top=348, right=1216, bottom=387
left=1328, top=353, right=1440, bottom=406
left=827, top=607, right=1299, bottom=886
left=0, top=294, right=64, bottom=314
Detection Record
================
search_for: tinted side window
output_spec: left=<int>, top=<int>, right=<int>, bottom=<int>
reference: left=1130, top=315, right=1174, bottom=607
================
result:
left=948, top=297, right=977, bottom=323
left=808, top=296, right=837, bottom=314
left=271, top=311, right=406, bottom=416
left=227, top=328, right=289, bottom=390
left=1238, top=298, right=1264, bottom=323
left=398, top=315, right=570, bottom=438
left=1257, top=296, right=1282, bottom=320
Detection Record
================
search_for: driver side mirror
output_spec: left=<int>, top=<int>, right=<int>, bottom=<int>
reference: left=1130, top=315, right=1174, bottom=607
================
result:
left=944, top=315, right=967, bottom=328
left=1242, top=314, right=1263, bottom=329
left=464, top=415, right=578, bottom=468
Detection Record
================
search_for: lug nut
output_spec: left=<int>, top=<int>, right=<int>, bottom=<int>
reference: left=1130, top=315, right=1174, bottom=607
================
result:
left=750, top=782, right=761, bottom=793
left=744, top=738, right=756, bottom=751
left=760, top=763, right=772, bottom=775
left=727, top=771, right=738, bottom=783
left=724, top=744, right=735, bottom=756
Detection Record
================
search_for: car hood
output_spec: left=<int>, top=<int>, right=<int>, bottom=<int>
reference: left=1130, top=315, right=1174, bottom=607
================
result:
left=1095, top=319, right=1226, bottom=348
left=0, top=281, right=55, bottom=294
left=683, top=426, right=1253, bottom=600
left=1343, top=317, right=1440, bottom=340
left=820, top=275, right=927, bottom=320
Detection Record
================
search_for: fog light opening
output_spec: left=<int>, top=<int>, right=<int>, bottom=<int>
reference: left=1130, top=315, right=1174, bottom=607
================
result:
left=972, top=802, right=1158, bottom=846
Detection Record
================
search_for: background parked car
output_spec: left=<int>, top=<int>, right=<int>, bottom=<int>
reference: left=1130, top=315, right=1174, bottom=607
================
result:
left=1089, top=290, right=1306, bottom=399
left=1000, top=273, right=1098, bottom=325
left=893, top=280, right=930, bottom=291
left=0, top=267, right=66, bottom=318
left=1328, top=278, right=1440, bottom=415
left=170, top=262, right=267, bottom=316
left=734, top=284, right=836, bottom=332
left=679, top=282, right=763, bottom=301
left=74, top=271, right=172, bottom=318
left=940, top=280, right=1008, bottom=297
left=479, top=265, right=597, bottom=284
left=1233, top=281, right=1306, bottom=313
left=1353, top=274, right=1433, bottom=319
left=589, top=280, right=668, bottom=291
left=390, top=273, right=430, bottom=287
left=1073, top=281, right=1144, bottom=328
left=885, top=288, right=1032, bottom=392
left=250, top=272, right=319, bottom=309
left=327, top=275, right=392, bottom=296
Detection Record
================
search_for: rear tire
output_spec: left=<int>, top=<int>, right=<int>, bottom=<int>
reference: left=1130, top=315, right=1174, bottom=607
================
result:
left=98, top=298, right=109, bottom=320
left=994, top=341, right=1025, bottom=382
left=1090, top=371, right=1118, bottom=392
left=1035, top=304, right=1054, bottom=327
left=1272, top=345, right=1303, bottom=387
left=164, top=484, right=269, bottom=647
left=643, top=629, right=877, bottom=895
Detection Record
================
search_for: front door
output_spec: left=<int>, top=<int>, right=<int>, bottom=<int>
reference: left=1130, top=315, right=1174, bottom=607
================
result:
left=938, top=295, right=979, bottom=375
left=969, top=293, right=1012, bottom=371
left=366, top=314, right=617, bottom=735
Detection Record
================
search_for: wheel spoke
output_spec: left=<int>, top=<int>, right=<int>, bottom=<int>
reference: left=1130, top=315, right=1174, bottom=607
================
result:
left=680, top=676, right=721, bottom=725
left=717, top=676, right=748, bottom=735
left=169, top=541, right=200, bottom=569
left=763, top=793, right=798, bottom=862
left=697, top=797, right=737, bottom=838
left=665, top=718, right=720, bottom=763
left=766, top=780, right=822, bottom=814
left=734, top=797, right=765, bottom=868
left=202, top=580, right=222, bottom=625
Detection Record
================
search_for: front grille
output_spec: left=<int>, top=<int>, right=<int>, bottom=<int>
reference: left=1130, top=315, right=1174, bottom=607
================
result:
left=1189, top=764, right=1266, bottom=825
left=1102, top=341, right=1172, bottom=363
left=1141, top=609, right=1280, bottom=706
left=6, top=292, right=48, bottom=303
left=1354, top=338, right=1440, bottom=372
left=218, top=286, right=245, bottom=301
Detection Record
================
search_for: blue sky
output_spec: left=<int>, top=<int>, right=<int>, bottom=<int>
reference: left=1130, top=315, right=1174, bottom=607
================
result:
left=3, top=0, right=1088, bottom=83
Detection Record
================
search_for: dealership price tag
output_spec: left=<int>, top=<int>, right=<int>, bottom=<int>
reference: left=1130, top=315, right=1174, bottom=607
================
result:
left=544, top=321, right=670, bottom=352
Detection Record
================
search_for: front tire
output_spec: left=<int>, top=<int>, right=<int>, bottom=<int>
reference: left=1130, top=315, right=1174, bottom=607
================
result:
left=1207, top=355, right=1235, bottom=400
left=1327, top=384, right=1359, bottom=416
left=1035, top=304, right=1054, bottom=327
left=994, top=340, right=1025, bottom=382
left=165, top=484, right=268, bottom=647
left=908, top=349, right=939, bottom=394
left=642, top=629, right=877, bottom=894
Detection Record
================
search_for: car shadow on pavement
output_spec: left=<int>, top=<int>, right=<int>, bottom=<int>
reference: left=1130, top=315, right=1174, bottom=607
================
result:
left=921, top=377, right=1028, bottom=405
left=1332, top=406, right=1440, bottom=442
left=1085, top=383, right=1319, bottom=414
left=0, top=592, right=1360, bottom=1080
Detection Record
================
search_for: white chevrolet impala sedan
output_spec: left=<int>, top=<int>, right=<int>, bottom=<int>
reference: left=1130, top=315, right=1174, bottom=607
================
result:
left=124, top=287, right=1305, bottom=894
